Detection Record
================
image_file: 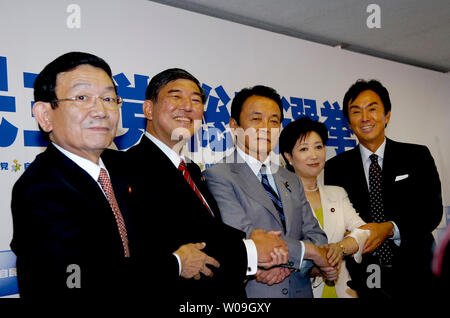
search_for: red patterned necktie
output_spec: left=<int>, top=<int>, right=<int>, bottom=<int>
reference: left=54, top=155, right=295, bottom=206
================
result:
left=178, top=160, right=214, bottom=217
left=98, top=168, right=130, bottom=257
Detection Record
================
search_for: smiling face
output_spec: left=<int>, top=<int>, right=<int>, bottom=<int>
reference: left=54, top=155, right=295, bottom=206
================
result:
left=347, top=89, right=391, bottom=152
left=230, top=95, right=281, bottom=161
left=283, top=131, right=326, bottom=179
left=144, top=78, right=204, bottom=150
left=33, top=64, right=119, bottom=163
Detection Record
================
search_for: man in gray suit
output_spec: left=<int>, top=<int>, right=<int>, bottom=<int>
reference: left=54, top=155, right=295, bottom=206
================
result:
left=204, top=85, right=337, bottom=298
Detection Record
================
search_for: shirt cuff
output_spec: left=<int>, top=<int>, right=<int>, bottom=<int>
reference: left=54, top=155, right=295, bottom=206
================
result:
left=243, top=239, right=258, bottom=275
left=346, top=228, right=371, bottom=263
left=298, top=241, right=305, bottom=269
left=389, top=221, right=401, bottom=246
left=173, top=253, right=182, bottom=276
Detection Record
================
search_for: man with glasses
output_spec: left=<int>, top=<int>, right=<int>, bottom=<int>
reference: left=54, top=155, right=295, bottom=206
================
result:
left=10, top=52, right=134, bottom=300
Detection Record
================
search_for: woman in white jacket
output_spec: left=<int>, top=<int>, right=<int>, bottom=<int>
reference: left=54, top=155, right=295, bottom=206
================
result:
left=279, top=117, right=370, bottom=298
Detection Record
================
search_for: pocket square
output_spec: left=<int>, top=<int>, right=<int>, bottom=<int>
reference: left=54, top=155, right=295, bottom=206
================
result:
left=395, top=174, right=409, bottom=181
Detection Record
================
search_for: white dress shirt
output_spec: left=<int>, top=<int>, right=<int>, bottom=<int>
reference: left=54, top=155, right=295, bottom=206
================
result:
left=358, top=139, right=401, bottom=245
left=236, top=146, right=306, bottom=270
left=144, top=132, right=258, bottom=275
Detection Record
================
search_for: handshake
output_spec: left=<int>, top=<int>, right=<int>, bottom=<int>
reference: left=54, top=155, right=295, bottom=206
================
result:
left=251, top=229, right=339, bottom=285
left=175, top=229, right=339, bottom=284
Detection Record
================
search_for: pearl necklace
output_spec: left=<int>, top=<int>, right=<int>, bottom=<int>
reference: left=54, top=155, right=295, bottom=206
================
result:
left=304, top=187, right=318, bottom=192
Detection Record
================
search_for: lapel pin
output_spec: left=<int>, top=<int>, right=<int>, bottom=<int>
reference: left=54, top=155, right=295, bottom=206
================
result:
left=284, top=181, right=291, bottom=192
left=330, top=208, right=335, bottom=213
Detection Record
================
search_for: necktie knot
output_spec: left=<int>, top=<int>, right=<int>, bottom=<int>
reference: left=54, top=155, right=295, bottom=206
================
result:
left=370, top=153, right=378, bottom=164
left=178, top=159, right=214, bottom=217
left=260, top=164, right=268, bottom=177
left=178, top=159, right=187, bottom=171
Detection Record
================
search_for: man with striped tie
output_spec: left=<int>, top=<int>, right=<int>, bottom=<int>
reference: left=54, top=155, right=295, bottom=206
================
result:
left=126, top=69, right=289, bottom=299
left=204, top=85, right=335, bottom=298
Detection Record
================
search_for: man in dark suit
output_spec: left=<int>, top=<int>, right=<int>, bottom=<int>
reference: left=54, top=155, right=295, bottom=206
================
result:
left=324, top=79, right=442, bottom=299
left=10, top=52, right=135, bottom=299
left=126, top=69, right=289, bottom=299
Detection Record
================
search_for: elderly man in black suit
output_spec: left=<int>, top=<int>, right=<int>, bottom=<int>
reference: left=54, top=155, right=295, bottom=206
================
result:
left=325, top=79, right=442, bottom=299
left=10, top=52, right=136, bottom=299
left=126, top=68, right=289, bottom=299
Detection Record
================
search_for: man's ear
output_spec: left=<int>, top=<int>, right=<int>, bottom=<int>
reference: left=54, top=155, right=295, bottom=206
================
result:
left=143, top=100, right=154, bottom=120
left=384, top=111, right=391, bottom=127
left=229, top=117, right=239, bottom=130
left=32, top=101, right=53, bottom=133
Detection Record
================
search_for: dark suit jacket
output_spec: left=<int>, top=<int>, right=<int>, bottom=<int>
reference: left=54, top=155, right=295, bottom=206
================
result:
left=324, top=138, right=442, bottom=297
left=126, top=135, right=248, bottom=299
left=10, top=143, right=134, bottom=300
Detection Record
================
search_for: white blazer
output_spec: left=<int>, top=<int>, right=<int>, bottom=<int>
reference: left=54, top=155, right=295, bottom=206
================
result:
left=311, top=185, right=367, bottom=298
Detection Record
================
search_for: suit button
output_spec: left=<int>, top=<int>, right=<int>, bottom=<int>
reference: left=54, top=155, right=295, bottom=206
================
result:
left=282, top=288, right=288, bottom=295
left=288, top=261, right=294, bottom=267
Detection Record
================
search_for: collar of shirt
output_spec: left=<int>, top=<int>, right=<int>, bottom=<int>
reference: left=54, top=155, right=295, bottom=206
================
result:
left=144, top=131, right=184, bottom=168
left=359, top=138, right=386, bottom=185
left=236, top=146, right=280, bottom=195
left=52, top=142, right=107, bottom=182
left=236, top=146, right=272, bottom=177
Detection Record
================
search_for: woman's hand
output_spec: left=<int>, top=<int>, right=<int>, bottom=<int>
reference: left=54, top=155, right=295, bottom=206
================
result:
left=321, top=243, right=343, bottom=270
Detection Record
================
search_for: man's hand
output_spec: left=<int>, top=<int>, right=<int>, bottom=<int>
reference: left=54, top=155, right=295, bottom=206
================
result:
left=255, top=267, right=293, bottom=286
left=360, top=222, right=393, bottom=253
left=174, top=243, right=220, bottom=280
left=304, top=243, right=339, bottom=281
left=250, top=229, right=288, bottom=267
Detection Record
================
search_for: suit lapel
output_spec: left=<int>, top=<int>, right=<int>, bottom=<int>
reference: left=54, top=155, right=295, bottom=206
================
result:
left=273, top=168, right=294, bottom=232
left=47, top=144, right=109, bottom=206
left=319, top=186, right=339, bottom=240
left=138, top=135, right=217, bottom=219
left=228, top=153, right=285, bottom=228
left=381, top=138, right=398, bottom=186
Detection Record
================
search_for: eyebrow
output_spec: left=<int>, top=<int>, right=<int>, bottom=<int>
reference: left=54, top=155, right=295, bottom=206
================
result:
left=250, top=111, right=281, bottom=118
left=168, top=89, right=202, bottom=97
left=350, top=102, right=379, bottom=109
left=70, top=82, right=115, bottom=92
left=299, top=140, right=322, bottom=146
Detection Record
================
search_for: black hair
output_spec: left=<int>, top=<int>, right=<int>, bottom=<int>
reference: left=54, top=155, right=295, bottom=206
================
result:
left=34, top=51, right=115, bottom=106
left=342, top=79, right=391, bottom=122
left=230, top=85, right=284, bottom=125
left=33, top=51, right=116, bottom=140
left=279, top=116, right=328, bottom=172
left=145, top=68, right=206, bottom=104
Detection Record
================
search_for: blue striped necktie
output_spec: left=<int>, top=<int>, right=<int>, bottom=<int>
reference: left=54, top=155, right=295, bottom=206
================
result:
left=260, top=164, right=286, bottom=231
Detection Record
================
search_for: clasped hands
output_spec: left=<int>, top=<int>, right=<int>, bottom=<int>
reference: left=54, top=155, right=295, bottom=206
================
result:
left=253, top=231, right=341, bottom=285
left=175, top=229, right=289, bottom=282
left=307, top=243, right=341, bottom=282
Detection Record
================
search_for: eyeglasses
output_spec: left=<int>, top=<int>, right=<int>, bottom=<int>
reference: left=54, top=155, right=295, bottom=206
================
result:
left=52, top=95, right=123, bottom=110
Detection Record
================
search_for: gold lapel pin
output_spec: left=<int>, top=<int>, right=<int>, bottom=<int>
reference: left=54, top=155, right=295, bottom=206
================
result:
left=284, top=181, right=291, bottom=192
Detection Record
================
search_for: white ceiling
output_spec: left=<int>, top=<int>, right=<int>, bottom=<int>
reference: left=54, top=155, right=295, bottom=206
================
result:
left=149, top=0, right=450, bottom=73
